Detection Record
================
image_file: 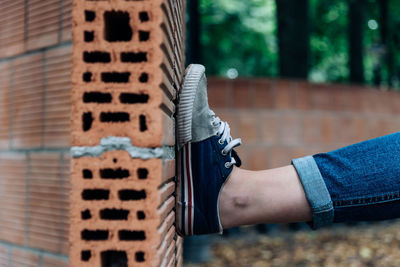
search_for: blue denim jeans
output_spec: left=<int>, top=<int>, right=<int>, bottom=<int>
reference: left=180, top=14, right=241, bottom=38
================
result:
left=292, top=132, right=400, bottom=229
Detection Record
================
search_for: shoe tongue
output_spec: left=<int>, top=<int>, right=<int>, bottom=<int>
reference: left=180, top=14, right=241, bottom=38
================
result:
left=231, top=150, right=242, bottom=167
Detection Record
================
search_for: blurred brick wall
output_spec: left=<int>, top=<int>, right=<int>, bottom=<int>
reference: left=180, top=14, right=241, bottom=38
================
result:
left=208, top=78, right=400, bottom=170
left=0, top=0, right=71, bottom=265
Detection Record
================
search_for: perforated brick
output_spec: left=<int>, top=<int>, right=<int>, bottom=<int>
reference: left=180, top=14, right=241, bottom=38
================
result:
left=71, top=0, right=184, bottom=265
left=70, top=152, right=175, bottom=266
left=71, top=0, right=185, bottom=147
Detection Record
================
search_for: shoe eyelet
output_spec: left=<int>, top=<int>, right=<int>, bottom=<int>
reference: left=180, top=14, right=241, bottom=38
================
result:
left=221, top=150, right=227, bottom=156
left=224, top=162, right=230, bottom=168
left=218, top=139, right=224, bottom=145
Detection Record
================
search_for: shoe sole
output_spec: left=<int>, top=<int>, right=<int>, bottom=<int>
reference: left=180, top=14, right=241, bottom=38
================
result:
left=176, top=64, right=205, bottom=236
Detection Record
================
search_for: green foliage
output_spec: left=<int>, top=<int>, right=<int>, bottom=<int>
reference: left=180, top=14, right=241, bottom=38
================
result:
left=200, top=0, right=277, bottom=77
left=198, top=0, right=400, bottom=89
left=309, top=0, right=349, bottom=83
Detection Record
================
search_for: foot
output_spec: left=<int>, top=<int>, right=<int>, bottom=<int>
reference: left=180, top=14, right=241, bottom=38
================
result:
left=176, top=64, right=242, bottom=236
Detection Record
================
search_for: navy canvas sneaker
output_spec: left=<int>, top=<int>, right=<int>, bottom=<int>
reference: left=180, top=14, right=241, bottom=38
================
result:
left=176, top=64, right=242, bottom=236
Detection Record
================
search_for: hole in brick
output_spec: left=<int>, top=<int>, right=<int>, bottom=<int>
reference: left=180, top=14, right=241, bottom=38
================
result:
left=83, top=51, right=111, bottom=63
left=82, top=189, right=109, bottom=200
left=139, top=115, right=147, bottom=132
left=119, top=93, right=149, bottom=104
left=81, top=250, right=91, bottom=261
left=101, top=72, right=130, bottom=83
left=104, top=11, right=132, bottom=42
left=84, top=31, right=94, bottom=42
left=81, top=229, right=109, bottom=241
left=118, top=230, right=146, bottom=241
left=85, top=10, right=96, bottom=22
left=121, top=52, right=147, bottom=63
left=81, top=209, right=92, bottom=220
left=139, top=11, right=149, bottom=22
left=100, top=168, right=130, bottom=179
left=83, top=72, right=92, bottom=82
left=82, top=112, right=93, bottom=131
left=100, top=112, right=130, bottom=122
left=101, top=250, right=127, bottom=267
left=137, top=168, right=148, bottom=179
left=139, top=73, right=148, bottom=83
left=113, top=158, right=117, bottom=163
left=118, top=189, right=146, bottom=201
left=100, top=209, right=129, bottom=220
left=135, top=251, right=145, bottom=262
left=82, top=169, right=93, bottom=179
left=139, top=31, right=150, bottom=42
left=137, top=211, right=145, bottom=220
left=83, top=92, right=112, bottom=103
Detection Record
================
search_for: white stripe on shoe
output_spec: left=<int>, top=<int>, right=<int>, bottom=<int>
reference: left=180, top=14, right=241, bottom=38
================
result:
left=184, top=143, right=194, bottom=235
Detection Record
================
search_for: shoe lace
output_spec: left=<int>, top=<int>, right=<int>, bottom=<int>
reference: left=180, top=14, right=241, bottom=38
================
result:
left=210, top=112, right=242, bottom=168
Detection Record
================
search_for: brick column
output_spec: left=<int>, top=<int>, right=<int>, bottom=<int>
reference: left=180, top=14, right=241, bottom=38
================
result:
left=70, top=0, right=184, bottom=266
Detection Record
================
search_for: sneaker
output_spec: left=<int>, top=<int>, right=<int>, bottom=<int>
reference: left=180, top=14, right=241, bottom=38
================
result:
left=176, top=64, right=242, bottom=236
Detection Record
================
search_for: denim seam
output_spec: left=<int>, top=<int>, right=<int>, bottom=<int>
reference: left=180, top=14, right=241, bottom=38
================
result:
left=313, top=202, right=333, bottom=213
left=334, top=194, right=400, bottom=208
left=292, top=155, right=334, bottom=229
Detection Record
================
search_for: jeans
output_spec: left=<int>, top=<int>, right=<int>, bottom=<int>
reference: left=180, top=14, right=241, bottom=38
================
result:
left=292, top=132, right=400, bottom=229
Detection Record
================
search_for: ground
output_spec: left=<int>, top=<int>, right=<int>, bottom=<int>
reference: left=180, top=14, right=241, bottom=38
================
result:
left=186, top=220, right=400, bottom=267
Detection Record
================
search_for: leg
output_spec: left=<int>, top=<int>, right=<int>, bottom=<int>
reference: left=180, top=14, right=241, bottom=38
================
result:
left=220, top=132, right=400, bottom=230
left=219, top=166, right=312, bottom=228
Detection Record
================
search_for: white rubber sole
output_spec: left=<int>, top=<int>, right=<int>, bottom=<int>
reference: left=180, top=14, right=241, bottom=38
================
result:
left=176, top=64, right=205, bottom=148
left=176, top=64, right=205, bottom=236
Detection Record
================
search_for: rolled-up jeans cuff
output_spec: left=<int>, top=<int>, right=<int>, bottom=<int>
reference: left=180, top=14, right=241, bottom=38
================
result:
left=292, top=155, right=334, bottom=229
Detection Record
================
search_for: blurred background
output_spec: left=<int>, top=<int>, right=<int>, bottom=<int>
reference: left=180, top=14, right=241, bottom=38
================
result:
left=183, top=0, right=400, bottom=266
left=0, top=0, right=400, bottom=265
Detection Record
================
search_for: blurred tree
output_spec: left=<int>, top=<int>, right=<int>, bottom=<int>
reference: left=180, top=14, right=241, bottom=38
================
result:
left=200, top=0, right=277, bottom=77
left=348, top=0, right=366, bottom=84
left=276, top=0, right=310, bottom=78
left=187, top=0, right=202, bottom=64
left=309, top=0, right=348, bottom=83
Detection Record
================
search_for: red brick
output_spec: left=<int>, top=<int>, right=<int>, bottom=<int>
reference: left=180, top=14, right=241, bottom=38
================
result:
left=12, top=53, right=44, bottom=148
left=0, top=0, right=25, bottom=58
left=331, top=86, right=359, bottom=112
left=247, top=147, right=268, bottom=170
left=311, top=83, right=333, bottom=110
left=232, top=80, right=252, bottom=108
left=27, top=152, right=66, bottom=253
left=26, top=0, right=60, bottom=50
left=44, top=46, right=72, bottom=147
left=215, top=109, right=239, bottom=137
left=0, top=62, right=12, bottom=148
left=0, top=153, right=28, bottom=246
left=0, top=244, right=9, bottom=263
left=61, top=0, right=72, bottom=42
left=208, top=78, right=230, bottom=108
left=42, top=256, right=69, bottom=267
left=368, top=117, right=398, bottom=140
left=11, top=249, right=39, bottom=267
left=237, top=112, right=259, bottom=144
left=274, top=80, right=293, bottom=109
left=294, top=81, right=311, bottom=110
left=302, top=113, right=321, bottom=144
left=253, top=79, right=274, bottom=108
left=260, top=112, right=279, bottom=144
left=320, top=114, right=336, bottom=144
left=279, top=113, right=301, bottom=145
left=267, top=146, right=291, bottom=169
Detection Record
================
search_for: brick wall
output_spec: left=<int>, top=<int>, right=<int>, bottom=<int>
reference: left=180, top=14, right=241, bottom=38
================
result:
left=208, top=78, right=400, bottom=170
left=1, top=1, right=400, bottom=265
left=0, top=0, right=72, bottom=265
left=70, top=0, right=184, bottom=266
